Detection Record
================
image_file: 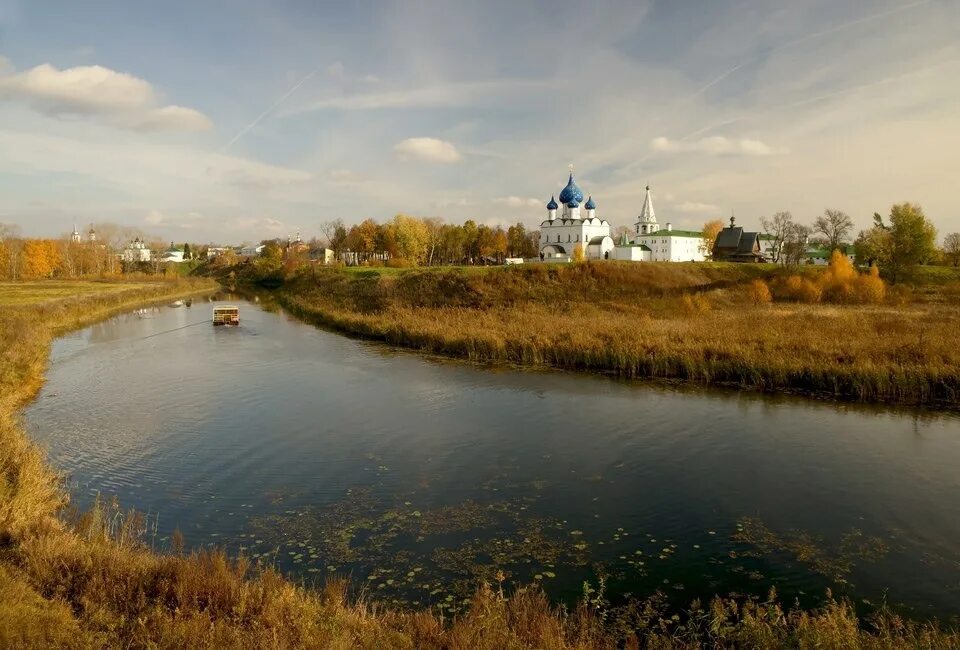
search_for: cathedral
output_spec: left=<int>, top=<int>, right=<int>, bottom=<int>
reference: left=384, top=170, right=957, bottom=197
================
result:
left=537, top=172, right=706, bottom=264
left=539, top=171, right=614, bottom=261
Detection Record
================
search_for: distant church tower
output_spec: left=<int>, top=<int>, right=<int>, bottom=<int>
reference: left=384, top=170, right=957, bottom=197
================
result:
left=87, top=225, right=97, bottom=242
left=71, top=223, right=82, bottom=243
left=634, top=185, right=658, bottom=235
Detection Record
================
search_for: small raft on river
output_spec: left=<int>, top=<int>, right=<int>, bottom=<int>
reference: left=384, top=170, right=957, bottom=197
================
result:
left=212, top=306, right=240, bottom=326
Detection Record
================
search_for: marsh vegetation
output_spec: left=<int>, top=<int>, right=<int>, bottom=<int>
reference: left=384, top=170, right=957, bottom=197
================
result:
left=4, top=279, right=960, bottom=647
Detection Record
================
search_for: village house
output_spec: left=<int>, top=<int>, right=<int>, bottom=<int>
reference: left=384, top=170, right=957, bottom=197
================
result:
left=712, top=216, right=766, bottom=262
left=159, top=242, right=186, bottom=263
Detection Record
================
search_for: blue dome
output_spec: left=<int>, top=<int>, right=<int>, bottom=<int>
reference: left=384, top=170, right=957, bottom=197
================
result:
left=585, top=196, right=596, bottom=210
left=566, top=200, right=579, bottom=208
left=546, top=196, right=558, bottom=210
left=558, top=173, right=584, bottom=204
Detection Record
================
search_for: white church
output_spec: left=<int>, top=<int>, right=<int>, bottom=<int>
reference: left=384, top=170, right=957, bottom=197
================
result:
left=538, top=172, right=706, bottom=263
left=613, top=186, right=706, bottom=262
left=539, top=172, right=615, bottom=261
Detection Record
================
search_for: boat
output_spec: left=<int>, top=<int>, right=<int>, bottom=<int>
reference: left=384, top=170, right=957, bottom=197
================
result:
left=212, top=305, right=240, bottom=326
left=171, top=300, right=184, bottom=307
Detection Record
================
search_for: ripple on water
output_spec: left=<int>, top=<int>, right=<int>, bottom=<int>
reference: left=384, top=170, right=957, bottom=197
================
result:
left=23, top=298, right=960, bottom=618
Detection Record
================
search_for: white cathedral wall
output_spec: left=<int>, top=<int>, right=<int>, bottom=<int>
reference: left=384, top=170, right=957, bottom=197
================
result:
left=539, top=220, right=611, bottom=253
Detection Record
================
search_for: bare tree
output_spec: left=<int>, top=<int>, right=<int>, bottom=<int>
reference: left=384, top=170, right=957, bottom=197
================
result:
left=0, top=223, right=23, bottom=279
left=319, top=219, right=348, bottom=260
left=760, top=211, right=794, bottom=264
left=944, top=233, right=960, bottom=267
left=782, top=223, right=812, bottom=266
left=423, top=217, right=444, bottom=266
left=813, top=209, right=854, bottom=252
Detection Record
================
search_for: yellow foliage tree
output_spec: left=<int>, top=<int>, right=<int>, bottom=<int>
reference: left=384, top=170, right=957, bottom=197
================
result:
left=572, top=243, right=585, bottom=263
left=22, top=240, right=61, bottom=279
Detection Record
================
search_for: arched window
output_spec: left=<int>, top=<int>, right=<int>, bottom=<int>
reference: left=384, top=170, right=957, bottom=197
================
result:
left=567, top=234, right=571, bottom=243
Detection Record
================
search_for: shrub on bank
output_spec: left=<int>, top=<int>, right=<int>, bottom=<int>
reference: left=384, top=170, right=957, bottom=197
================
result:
left=745, top=279, right=773, bottom=305
left=771, top=253, right=886, bottom=305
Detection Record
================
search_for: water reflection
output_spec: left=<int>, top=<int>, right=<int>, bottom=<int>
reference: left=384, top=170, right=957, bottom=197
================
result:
left=24, top=297, right=960, bottom=618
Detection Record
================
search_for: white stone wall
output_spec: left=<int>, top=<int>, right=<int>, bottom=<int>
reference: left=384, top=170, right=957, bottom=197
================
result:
left=634, top=234, right=706, bottom=262
left=613, top=246, right=651, bottom=262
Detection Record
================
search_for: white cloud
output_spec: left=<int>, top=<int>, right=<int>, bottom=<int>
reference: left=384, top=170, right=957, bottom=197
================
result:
left=495, top=196, right=541, bottom=208
left=394, top=137, right=461, bottom=163
left=144, top=210, right=204, bottom=229
left=0, top=60, right=212, bottom=132
left=650, top=136, right=784, bottom=157
left=329, top=168, right=363, bottom=185
left=674, top=201, right=721, bottom=214
left=287, top=79, right=547, bottom=113
left=132, top=105, right=212, bottom=132
left=234, top=217, right=286, bottom=234
left=144, top=210, right=164, bottom=225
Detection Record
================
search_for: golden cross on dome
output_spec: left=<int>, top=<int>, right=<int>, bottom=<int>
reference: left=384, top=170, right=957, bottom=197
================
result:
left=569, top=163, right=574, bottom=174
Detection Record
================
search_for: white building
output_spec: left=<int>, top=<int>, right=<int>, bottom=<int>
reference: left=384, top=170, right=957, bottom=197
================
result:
left=806, top=244, right=856, bottom=266
left=121, top=237, right=152, bottom=262
left=614, top=186, right=706, bottom=262
left=240, top=244, right=266, bottom=257
left=160, top=242, right=185, bottom=263
left=206, top=246, right=231, bottom=259
left=539, top=171, right=614, bottom=261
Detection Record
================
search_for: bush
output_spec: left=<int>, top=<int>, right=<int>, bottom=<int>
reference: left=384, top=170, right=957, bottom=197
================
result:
left=385, top=257, right=415, bottom=268
left=772, top=275, right=822, bottom=303
left=745, top=279, right=772, bottom=305
left=852, top=266, right=886, bottom=304
left=680, top=293, right=712, bottom=315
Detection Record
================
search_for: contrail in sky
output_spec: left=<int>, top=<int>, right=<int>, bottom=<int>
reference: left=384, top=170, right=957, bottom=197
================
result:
left=221, top=69, right=317, bottom=152
left=617, top=0, right=936, bottom=176
left=686, top=0, right=935, bottom=104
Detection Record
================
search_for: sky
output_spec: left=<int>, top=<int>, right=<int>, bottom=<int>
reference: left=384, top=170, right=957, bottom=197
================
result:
left=0, top=0, right=958, bottom=244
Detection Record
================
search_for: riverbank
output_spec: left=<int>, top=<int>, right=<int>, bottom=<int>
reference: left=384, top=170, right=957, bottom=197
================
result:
left=268, top=262, right=960, bottom=408
left=2, top=280, right=959, bottom=647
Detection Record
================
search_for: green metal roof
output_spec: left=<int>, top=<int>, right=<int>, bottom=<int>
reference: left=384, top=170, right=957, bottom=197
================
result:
left=642, top=229, right=703, bottom=238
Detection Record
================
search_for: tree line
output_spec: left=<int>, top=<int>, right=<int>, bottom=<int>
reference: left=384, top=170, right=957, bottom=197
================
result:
left=699, top=203, right=957, bottom=280
left=315, top=215, right=540, bottom=266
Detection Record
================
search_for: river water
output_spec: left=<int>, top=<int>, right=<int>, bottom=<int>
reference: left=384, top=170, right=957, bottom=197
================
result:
left=24, top=295, right=960, bottom=619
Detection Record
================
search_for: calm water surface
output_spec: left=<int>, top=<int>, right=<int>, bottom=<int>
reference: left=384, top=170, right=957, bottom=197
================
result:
left=25, top=296, right=960, bottom=618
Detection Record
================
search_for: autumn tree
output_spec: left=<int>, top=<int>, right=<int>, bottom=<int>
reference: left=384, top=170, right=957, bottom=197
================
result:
left=492, top=228, right=508, bottom=264
left=855, top=203, right=937, bottom=282
left=572, top=243, right=586, bottom=263
left=943, top=233, right=960, bottom=267
left=701, top=219, right=724, bottom=259
left=391, top=214, right=429, bottom=264
left=22, top=239, right=61, bottom=278
left=507, top=223, right=529, bottom=257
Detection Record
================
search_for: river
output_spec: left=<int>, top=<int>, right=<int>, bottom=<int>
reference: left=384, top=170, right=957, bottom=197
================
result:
left=24, top=294, right=960, bottom=619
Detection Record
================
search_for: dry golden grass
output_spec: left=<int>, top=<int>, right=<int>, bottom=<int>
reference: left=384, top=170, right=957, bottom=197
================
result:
left=278, top=262, right=960, bottom=406
left=1, top=276, right=959, bottom=647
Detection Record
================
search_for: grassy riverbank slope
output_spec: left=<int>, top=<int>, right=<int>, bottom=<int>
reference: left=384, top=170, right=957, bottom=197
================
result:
left=269, top=262, right=960, bottom=408
left=1, top=279, right=959, bottom=647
